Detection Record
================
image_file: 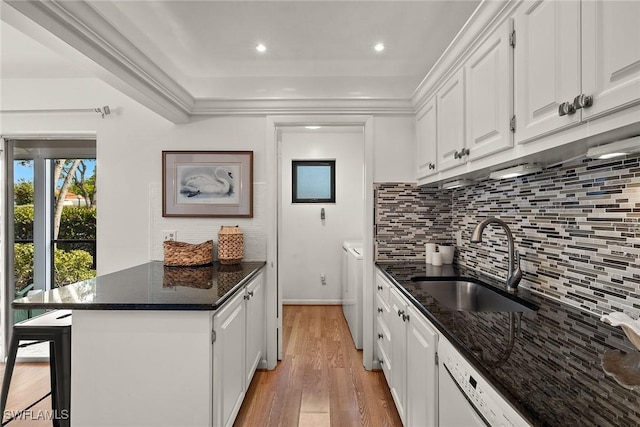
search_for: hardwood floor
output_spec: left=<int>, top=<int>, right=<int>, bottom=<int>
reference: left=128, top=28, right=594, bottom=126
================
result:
left=0, top=362, right=53, bottom=426
left=0, top=305, right=401, bottom=426
left=234, top=305, right=402, bottom=427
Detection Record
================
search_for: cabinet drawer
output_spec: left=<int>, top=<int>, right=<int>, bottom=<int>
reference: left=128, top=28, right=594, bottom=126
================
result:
left=377, top=339, right=392, bottom=384
left=375, top=270, right=392, bottom=305
left=376, top=309, right=392, bottom=359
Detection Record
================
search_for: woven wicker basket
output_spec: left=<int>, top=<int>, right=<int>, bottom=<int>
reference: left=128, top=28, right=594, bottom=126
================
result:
left=218, top=226, right=243, bottom=265
left=163, top=240, right=213, bottom=267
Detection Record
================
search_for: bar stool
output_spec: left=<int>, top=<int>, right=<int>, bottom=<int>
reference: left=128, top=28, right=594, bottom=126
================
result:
left=1, top=309, right=72, bottom=427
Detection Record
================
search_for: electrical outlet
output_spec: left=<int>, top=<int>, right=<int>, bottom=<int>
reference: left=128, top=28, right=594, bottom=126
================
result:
left=321, top=274, right=327, bottom=286
left=162, top=230, right=177, bottom=241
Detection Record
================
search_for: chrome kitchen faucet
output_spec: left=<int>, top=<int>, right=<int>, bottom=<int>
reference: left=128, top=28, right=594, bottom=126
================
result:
left=470, top=217, right=522, bottom=292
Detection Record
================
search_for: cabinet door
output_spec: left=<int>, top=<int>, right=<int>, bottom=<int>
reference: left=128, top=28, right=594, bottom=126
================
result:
left=465, top=21, right=513, bottom=161
left=214, top=290, right=246, bottom=427
left=514, top=0, right=581, bottom=144
left=389, top=288, right=408, bottom=424
left=436, top=69, right=466, bottom=171
left=245, top=272, right=265, bottom=387
left=582, top=0, right=640, bottom=119
left=406, top=305, right=438, bottom=427
left=416, top=97, right=438, bottom=179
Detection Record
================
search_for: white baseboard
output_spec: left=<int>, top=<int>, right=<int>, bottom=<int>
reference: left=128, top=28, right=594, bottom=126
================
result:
left=283, top=299, right=343, bottom=305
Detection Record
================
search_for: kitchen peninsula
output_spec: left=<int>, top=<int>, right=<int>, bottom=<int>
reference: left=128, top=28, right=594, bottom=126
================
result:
left=12, top=261, right=266, bottom=427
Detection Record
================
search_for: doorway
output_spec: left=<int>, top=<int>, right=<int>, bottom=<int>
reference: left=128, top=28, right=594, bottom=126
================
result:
left=1, top=137, right=96, bottom=360
left=278, top=126, right=364, bottom=305
left=266, top=115, right=375, bottom=370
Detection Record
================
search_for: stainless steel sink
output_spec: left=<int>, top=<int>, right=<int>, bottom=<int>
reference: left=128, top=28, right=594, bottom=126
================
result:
left=410, top=278, right=538, bottom=313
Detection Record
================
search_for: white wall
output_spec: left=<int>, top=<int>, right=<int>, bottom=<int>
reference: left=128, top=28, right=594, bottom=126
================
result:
left=373, top=116, right=416, bottom=183
left=279, top=128, right=364, bottom=303
left=0, top=78, right=415, bottom=276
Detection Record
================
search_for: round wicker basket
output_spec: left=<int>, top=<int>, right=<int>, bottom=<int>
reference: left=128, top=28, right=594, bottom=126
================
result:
left=218, top=226, right=244, bottom=265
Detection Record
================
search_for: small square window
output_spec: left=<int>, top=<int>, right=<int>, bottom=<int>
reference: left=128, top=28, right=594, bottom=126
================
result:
left=292, top=160, right=336, bottom=203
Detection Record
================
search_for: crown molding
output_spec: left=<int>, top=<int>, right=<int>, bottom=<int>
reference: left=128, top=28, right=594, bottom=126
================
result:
left=192, top=98, right=415, bottom=116
left=411, top=0, right=518, bottom=111
left=4, top=0, right=415, bottom=122
left=5, top=0, right=193, bottom=123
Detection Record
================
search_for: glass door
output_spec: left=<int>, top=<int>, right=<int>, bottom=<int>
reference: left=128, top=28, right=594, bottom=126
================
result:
left=3, top=138, right=96, bottom=359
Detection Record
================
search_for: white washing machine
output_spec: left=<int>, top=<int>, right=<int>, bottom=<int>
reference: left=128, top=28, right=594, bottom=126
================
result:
left=342, top=240, right=363, bottom=349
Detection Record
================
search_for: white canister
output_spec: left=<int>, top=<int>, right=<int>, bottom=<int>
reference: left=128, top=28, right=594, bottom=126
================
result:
left=431, top=252, right=443, bottom=266
left=439, top=245, right=455, bottom=264
left=425, top=243, right=436, bottom=264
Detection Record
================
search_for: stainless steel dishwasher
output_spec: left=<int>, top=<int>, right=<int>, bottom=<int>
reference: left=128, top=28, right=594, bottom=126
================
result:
left=438, top=338, right=530, bottom=427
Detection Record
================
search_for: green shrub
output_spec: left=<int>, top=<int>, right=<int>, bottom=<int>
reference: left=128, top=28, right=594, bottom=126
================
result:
left=14, top=206, right=96, bottom=240
left=14, top=243, right=34, bottom=291
left=58, top=207, right=96, bottom=240
left=14, top=206, right=34, bottom=240
left=14, top=180, right=34, bottom=205
left=54, top=249, right=95, bottom=287
left=14, top=244, right=96, bottom=290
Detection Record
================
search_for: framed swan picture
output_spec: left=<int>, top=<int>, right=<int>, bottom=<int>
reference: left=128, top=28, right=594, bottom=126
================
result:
left=162, top=151, right=253, bottom=217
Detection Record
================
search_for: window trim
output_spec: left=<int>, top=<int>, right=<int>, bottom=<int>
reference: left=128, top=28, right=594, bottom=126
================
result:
left=291, top=160, right=336, bottom=204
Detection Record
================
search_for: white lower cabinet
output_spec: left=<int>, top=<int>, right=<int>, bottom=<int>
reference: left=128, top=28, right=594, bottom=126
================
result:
left=406, top=304, right=438, bottom=427
left=213, top=289, right=246, bottom=427
left=245, top=272, right=265, bottom=386
left=376, top=269, right=439, bottom=427
left=213, top=270, right=265, bottom=427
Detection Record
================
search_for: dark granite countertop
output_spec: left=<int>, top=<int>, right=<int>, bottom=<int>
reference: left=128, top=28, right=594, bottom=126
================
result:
left=377, top=261, right=640, bottom=427
left=12, top=261, right=266, bottom=310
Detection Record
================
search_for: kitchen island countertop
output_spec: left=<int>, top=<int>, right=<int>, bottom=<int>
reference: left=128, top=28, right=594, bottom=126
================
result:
left=12, top=260, right=266, bottom=311
left=377, top=261, right=640, bottom=427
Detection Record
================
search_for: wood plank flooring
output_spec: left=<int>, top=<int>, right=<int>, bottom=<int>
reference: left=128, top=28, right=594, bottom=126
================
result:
left=0, top=362, right=53, bottom=426
left=234, top=305, right=402, bottom=427
left=0, top=305, right=401, bottom=427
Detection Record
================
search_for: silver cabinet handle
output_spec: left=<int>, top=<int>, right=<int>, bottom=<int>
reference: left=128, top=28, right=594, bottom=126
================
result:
left=243, top=295, right=250, bottom=300
left=573, top=94, right=593, bottom=110
left=377, top=285, right=383, bottom=291
left=454, top=151, right=461, bottom=159
left=378, top=333, right=384, bottom=340
left=397, top=309, right=405, bottom=317
left=377, top=307, right=383, bottom=313
left=558, top=101, right=576, bottom=116
left=428, top=162, right=436, bottom=170
left=461, top=148, right=470, bottom=157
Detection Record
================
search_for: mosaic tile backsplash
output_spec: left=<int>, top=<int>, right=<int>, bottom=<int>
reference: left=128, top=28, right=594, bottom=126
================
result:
left=374, top=183, right=452, bottom=260
left=374, top=154, right=640, bottom=318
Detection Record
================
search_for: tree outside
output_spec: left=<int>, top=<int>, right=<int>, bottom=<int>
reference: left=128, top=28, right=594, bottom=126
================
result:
left=14, top=159, right=97, bottom=293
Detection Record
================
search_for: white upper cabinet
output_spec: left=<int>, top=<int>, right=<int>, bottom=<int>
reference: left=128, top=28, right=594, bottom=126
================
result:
left=514, top=0, right=640, bottom=144
left=581, top=0, right=640, bottom=119
left=514, top=0, right=581, bottom=144
left=465, top=21, right=513, bottom=160
left=436, top=69, right=466, bottom=172
left=416, top=97, right=438, bottom=179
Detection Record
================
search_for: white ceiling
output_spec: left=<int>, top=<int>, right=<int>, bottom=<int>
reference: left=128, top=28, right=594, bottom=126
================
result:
left=1, top=0, right=480, bottom=101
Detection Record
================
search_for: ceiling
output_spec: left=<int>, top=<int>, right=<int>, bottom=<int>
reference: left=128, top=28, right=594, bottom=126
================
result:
left=1, top=0, right=481, bottom=121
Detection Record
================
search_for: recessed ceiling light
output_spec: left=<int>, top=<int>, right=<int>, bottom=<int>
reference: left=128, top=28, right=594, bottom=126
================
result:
left=374, top=43, right=385, bottom=52
left=305, top=126, right=321, bottom=130
left=586, top=135, right=640, bottom=159
left=256, top=44, right=266, bottom=53
left=489, top=164, right=542, bottom=180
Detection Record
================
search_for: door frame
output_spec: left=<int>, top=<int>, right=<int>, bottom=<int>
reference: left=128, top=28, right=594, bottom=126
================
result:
left=266, top=115, right=375, bottom=370
left=1, top=131, right=95, bottom=361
